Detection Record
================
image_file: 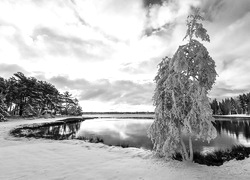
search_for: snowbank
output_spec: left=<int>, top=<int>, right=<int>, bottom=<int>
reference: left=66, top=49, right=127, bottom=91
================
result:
left=214, top=114, right=250, bottom=117
left=223, top=114, right=250, bottom=117
left=0, top=118, right=250, bottom=179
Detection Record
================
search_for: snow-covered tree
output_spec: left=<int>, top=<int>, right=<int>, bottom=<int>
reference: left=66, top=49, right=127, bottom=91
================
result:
left=0, top=77, right=10, bottom=121
left=0, top=94, right=9, bottom=121
left=148, top=8, right=217, bottom=161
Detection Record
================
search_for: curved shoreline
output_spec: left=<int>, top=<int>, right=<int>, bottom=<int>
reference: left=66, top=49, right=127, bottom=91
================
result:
left=1, top=118, right=250, bottom=179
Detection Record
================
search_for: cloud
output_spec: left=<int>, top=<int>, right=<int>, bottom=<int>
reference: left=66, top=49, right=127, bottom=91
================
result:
left=48, top=75, right=154, bottom=106
left=0, top=64, right=28, bottom=78
left=201, top=0, right=250, bottom=23
left=11, top=30, right=40, bottom=59
left=79, top=79, right=154, bottom=106
left=0, top=23, right=40, bottom=60
left=31, top=27, right=114, bottom=61
left=143, top=0, right=164, bottom=7
left=199, top=0, right=225, bottom=21
left=144, top=0, right=201, bottom=36
left=73, top=0, right=146, bottom=41
left=0, top=0, right=250, bottom=110
left=209, top=81, right=250, bottom=100
left=0, top=0, right=118, bottom=63
left=119, top=57, right=161, bottom=75
left=49, top=75, right=90, bottom=89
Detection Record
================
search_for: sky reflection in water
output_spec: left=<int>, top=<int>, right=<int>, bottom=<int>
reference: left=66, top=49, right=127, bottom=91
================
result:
left=76, top=119, right=153, bottom=149
left=75, top=118, right=250, bottom=153
left=30, top=117, right=250, bottom=153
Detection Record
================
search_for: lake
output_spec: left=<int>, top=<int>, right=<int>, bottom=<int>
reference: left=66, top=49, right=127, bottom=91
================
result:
left=14, top=115, right=250, bottom=154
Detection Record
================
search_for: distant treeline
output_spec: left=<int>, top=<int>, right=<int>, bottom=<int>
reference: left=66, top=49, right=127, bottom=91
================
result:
left=0, top=72, right=83, bottom=121
left=210, top=93, right=250, bottom=115
left=85, top=92, right=250, bottom=116
left=82, top=112, right=155, bottom=114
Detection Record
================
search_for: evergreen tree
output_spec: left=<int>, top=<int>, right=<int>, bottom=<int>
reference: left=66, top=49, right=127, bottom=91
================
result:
left=0, top=94, right=9, bottom=121
left=219, top=102, right=224, bottom=115
left=239, top=95, right=246, bottom=114
left=230, top=97, right=238, bottom=114
left=67, top=98, right=83, bottom=116
left=246, top=93, right=250, bottom=114
left=224, top=98, right=231, bottom=115
left=210, top=99, right=219, bottom=115
left=219, top=100, right=230, bottom=115
left=0, top=77, right=10, bottom=121
left=148, top=8, right=217, bottom=161
left=235, top=97, right=242, bottom=114
left=61, top=91, right=75, bottom=115
left=243, top=94, right=248, bottom=114
left=0, top=72, right=83, bottom=119
left=217, top=106, right=222, bottom=115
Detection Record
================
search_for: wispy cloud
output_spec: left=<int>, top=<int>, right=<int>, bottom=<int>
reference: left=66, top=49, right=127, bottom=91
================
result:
left=31, top=27, right=114, bottom=61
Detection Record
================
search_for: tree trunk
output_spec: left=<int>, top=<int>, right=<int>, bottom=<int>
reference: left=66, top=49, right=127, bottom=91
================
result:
left=8, top=104, right=12, bottom=115
left=188, top=135, right=193, bottom=162
left=180, top=136, right=188, bottom=161
left=178, top=119, right=189, bottom=161
left=19, top=103, right=23, bottom=116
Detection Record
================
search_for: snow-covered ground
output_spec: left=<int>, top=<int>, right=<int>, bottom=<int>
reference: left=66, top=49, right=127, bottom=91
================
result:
left=223, top=114, right=250, bottom=117
left=214, top=114, right=250, bottom=117
left=1, top=118, right=250, bottom=180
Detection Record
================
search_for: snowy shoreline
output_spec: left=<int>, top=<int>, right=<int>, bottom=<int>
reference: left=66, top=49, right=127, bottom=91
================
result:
left=213, top=115, right=250, bottom=121
left=1, top=118, right=250, bottom=179
left=214, top=114, right=250, bottom=117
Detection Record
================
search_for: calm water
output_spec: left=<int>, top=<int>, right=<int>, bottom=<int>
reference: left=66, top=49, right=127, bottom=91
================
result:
left=81, top=113, right=155, bottom=118
left=76, top=119, right=153, bottom=149
left=21, top=116, right=250, bottom=153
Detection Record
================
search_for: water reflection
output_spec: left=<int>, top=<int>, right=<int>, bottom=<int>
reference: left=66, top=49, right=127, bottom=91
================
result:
left=75, top=118, right=250, bottom=153
left=76, top=119, right=153, bottom=149
left=29, top=122, right=81, bottom=139
left=18, top=117, right=250, bottom=153
left=214, top=120, right=250, bottom=147
left=215, top=120, right=250, bottom=140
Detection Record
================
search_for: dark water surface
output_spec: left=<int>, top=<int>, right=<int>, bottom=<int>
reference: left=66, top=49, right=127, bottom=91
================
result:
left=14, top=116, right=250, bottom=153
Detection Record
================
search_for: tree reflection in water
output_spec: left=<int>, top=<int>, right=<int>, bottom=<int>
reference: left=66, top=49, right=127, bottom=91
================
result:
left=23, top=122, right=82, bottom=140
left=75, top=119, right=250, bottom=152
left=12, top=118, right=250, bottom=153
left=214, top=120, right=250, bottom=140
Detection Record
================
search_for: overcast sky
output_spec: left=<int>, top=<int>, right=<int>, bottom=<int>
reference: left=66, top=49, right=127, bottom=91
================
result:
left=0, top=0, right=250, bottom=112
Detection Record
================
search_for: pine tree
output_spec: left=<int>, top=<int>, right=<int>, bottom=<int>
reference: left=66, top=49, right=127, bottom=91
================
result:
left=224, top=98, right=231, bottom=115
left=230, top=97, right=238, bottom=114
left=211, top=99, right=219, bottom=115
left=148, top=8, right=217, bottom=161
left=0, top=77, right=10, bottom=121
left=0, top=94, right=9, bottom=121
left=239, top=95, right=246, bottom=114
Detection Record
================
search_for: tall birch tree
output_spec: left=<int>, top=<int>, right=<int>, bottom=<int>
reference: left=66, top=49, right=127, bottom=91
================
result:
left=148, top=8, right=217, bottom=161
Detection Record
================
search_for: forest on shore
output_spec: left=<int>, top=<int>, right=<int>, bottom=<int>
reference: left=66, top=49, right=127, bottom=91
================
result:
left=0, top=72, right=82, bottom=121
left=210, top=93, right=250, bottom=115
left=1, top=72, right=250, bottom=121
